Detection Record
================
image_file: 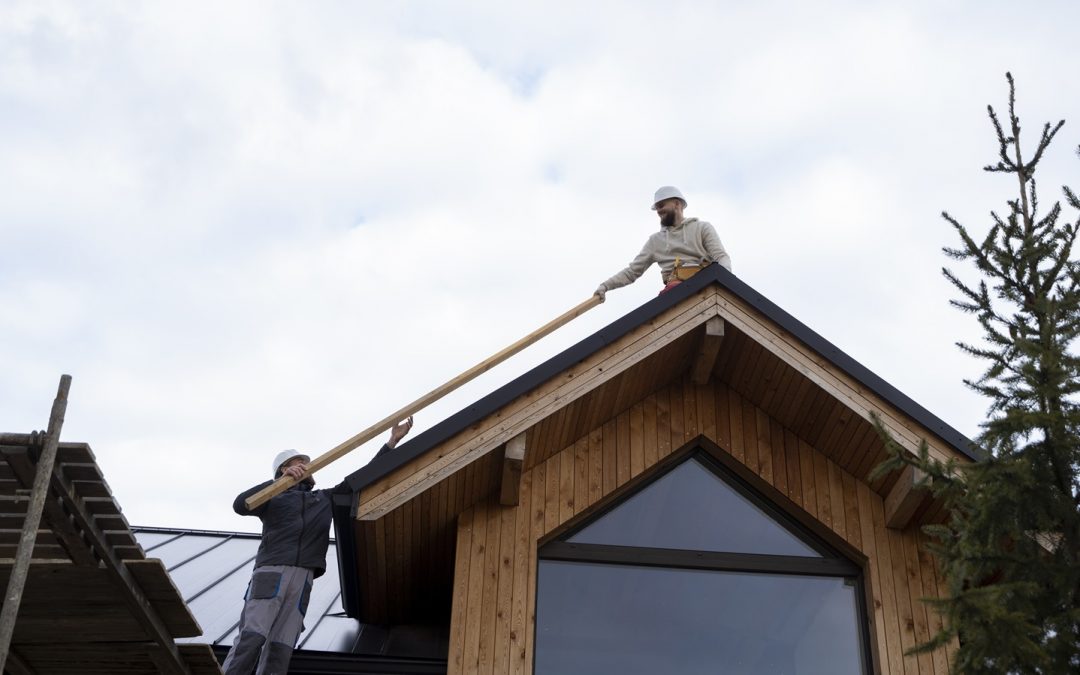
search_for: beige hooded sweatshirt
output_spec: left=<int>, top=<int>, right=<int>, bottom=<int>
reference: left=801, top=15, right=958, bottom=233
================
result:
left=598, top=217, right=732, bottom=292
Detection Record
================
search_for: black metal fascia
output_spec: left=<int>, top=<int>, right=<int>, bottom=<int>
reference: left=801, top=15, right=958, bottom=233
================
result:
left=331, top=490, right=362, bottom=619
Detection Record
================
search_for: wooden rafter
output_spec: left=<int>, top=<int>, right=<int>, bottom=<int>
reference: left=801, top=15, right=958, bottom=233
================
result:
left=690, top=316, right=725, bottom=385
left=498, top=433, right=526, bottom=506
left=884, top=464, right=927, bottom=529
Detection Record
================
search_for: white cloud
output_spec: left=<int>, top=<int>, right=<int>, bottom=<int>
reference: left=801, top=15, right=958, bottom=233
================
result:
left=2, top=0, right=1078, bottom=530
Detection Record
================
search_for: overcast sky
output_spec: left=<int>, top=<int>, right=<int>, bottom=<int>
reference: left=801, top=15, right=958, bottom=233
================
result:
left=3, top=1, right=1078, bottom=533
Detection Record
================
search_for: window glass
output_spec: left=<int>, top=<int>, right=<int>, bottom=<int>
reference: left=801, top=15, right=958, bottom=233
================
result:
left=536, top=560, right=864, bottom=675
left=568, top=458, right=821, bottom=557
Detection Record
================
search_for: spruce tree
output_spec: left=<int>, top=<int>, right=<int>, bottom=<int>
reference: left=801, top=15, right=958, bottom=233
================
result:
left=872, top=73, right=1080, bottom=673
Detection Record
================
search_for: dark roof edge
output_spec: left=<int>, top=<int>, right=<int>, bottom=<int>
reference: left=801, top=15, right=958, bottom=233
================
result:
left=342, top=265, right=980, bottom=499
left=715, top=268, right=982, bottom=461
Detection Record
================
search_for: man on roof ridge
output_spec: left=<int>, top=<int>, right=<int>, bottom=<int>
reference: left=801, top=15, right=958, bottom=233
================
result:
left=595, top=186, right=732, bottom=299
left=222, top=417, right=414, bottom=675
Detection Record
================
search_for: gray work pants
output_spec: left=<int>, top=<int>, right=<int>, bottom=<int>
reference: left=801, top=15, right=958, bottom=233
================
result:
left=222, top=565, right=314, bottom=675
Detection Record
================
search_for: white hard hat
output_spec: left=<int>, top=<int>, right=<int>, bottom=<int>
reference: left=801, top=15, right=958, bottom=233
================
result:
left=651, top=186, right=686, bottom=210
left=272, top=449, right=310, bottom=477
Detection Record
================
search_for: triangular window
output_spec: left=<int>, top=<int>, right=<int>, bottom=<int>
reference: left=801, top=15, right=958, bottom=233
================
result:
left=567, top=456, right=821, bottom=557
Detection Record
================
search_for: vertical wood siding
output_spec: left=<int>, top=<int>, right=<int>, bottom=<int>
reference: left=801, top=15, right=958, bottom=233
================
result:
left=447, top=377, right=956, bottom=674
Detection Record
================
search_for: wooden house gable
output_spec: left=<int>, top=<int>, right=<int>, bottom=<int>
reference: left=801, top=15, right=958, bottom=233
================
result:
left=334, top=266, right=974, bottom=674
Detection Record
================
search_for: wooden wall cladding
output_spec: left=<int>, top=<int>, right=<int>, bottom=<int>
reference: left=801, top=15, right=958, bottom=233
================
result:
left=446, top=377, right=957, bottom=675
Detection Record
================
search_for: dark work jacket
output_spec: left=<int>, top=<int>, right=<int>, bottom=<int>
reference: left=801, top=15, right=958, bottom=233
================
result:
left=233, top=445, right=391, bottom=578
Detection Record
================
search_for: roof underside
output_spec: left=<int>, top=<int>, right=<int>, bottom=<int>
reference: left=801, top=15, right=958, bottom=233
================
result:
left=336, top=266, right=977, bottom=624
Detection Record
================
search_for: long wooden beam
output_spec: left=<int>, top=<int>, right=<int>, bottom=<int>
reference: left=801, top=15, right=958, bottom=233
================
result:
left=357, top=292, right=722, bottom=521
left=246, top=294, right=604, bottom=510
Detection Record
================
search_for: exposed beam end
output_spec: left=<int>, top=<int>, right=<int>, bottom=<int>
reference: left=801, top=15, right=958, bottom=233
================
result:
left=690, top=317, right=726, bottom=386
left=885, top=464, right=926, bottom=530
left=498, top=432, right=527, bottom=506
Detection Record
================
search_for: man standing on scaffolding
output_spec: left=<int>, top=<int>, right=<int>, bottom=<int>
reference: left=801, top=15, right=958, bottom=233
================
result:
left=595, top=186, right=732, bottom=299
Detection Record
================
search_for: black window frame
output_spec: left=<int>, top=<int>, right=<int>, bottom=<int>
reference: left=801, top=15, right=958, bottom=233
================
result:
left=535, top=437, right=876, bottom=675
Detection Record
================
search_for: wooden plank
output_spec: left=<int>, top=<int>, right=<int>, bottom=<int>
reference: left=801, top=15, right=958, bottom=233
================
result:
left=615, top=411, right=631, bottom=489
left=492, top=501, right=516, bottom=674
left=668, top=379, right=685, bottom=453
left=828, top=460, right=846, bottom=538
left=714, top=384, right=731, bottom=453
left=372, top=517, right=388, bottom=621
left=770, top=418, right=787, bottom=498
left=601, top=419, right=616, bottom=500
left=727, top=389, right=745, bottom=465
left=558, top=446, right=575, bottom=525
left=499, top=433, right=526, bottom=507
left=918, top=531, right=951, bottom=675
left=887, top=525, right=921, bottom=673
left=573, top=438, right=588, bottom=517
left=902, top=529, right=935, bottom=675
left=461, top=501, right=489, bottom=672
left=799, top=439, right=818, bottom=520
left=780, top=428, right=801, bottom=506
left=587, top=428, right=603, bottom=510
left=682, top=377, right=699, bottom=440
left=544, top=456, right=560, bottom=537
left=642, top=393, right=659, bottom=471
left=857, top=482, right=891, bottom=675
left=357, top=293, right=722, bottom=520
left=525, top=462, right=546, bottom=671
left=868, top=483, right=906, bottom=675
left=629, top=403, right=645, bottom=479
left=689, top=317, right=725, bottom=385
left=656, top=387, right=673, bottom=460
left=389, top=505, right=405, bottom=623
left=756, top=352, right=789, bottom=411
left=841, top=471, right=863, bottom=550
left=885, top=465, right=927, bottom=530
left=813, top=445, right=833, bottom=531
left=756, top=408, right=773, bottom=483
left=698, top=381, right=717, bottom=444
left=508, top=470, right=533, bottom=675
left=924, top=533, right=959, bottom=669
left=448, top=506, right=474, bottom=673
left=124, top=560, right=201, bottom=637
left=741, top=395, right=759, bottom=478
left=477, top=500, right=502, bottom=675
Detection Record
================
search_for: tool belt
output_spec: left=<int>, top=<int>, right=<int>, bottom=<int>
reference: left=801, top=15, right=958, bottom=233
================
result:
left=671, top=264, right=705, bottom=281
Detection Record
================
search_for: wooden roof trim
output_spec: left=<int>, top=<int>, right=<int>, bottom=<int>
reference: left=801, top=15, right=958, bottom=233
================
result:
left=713, top=289, right=969, bottom=466
left=355, top=290, right=723, bottom=521
left=342, top=267, right=976, bottom=500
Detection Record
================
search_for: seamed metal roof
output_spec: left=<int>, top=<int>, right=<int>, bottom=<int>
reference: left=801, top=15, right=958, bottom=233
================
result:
left=132, top=526, right=447, bottom=674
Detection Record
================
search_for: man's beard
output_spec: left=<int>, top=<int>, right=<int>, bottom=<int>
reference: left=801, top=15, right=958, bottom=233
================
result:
left=660, top=212, right=676, bottom=228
